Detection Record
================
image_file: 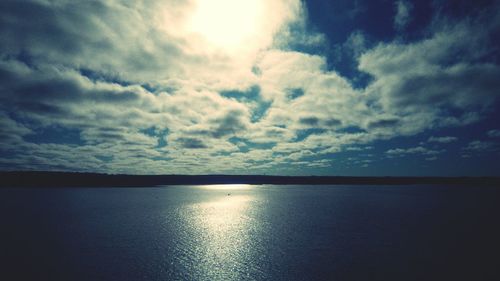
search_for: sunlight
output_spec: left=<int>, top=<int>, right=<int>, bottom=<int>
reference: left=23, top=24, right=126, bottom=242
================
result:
left=178, top=194, right=257, bottom=279
left=199, top=184, right=252, bottom=190
left=188, top=0, right=265, bottom=51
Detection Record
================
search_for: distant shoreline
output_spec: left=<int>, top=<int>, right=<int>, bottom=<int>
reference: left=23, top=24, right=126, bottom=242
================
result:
left=1, top=171, right=499, bottom=187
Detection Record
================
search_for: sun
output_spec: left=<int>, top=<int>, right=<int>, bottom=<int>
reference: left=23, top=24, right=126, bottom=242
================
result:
left=188, top=0, right=264, bottom=51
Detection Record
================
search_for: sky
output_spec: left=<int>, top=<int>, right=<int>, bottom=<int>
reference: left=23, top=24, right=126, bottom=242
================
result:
left=1, top=0, right=500, bottom=176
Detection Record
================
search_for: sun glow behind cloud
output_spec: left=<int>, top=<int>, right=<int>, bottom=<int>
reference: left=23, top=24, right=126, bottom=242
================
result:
left=155, top=0, right=301, bottom=58
left=188, top=0, right=265, bottom=52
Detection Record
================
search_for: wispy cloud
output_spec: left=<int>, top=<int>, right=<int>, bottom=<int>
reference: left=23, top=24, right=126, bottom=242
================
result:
left=386, top=146, right=445, bottom=157
left=487, top=129, right=500, bottom=138
left=428, top=136, right=458, bottom=143
left=463, top=141, right=498, bottom=152
left=394, top=0, right=413, bottom=31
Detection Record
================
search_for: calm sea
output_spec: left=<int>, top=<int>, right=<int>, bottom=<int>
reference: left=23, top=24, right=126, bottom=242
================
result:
left=1, top=185, right=499, bottom=281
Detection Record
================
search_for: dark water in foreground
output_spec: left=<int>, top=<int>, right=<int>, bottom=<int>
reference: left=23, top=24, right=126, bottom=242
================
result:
left=1, top=185, right=500, bottom=281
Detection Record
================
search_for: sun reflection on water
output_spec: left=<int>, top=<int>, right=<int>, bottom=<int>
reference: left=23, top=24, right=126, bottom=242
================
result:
left=175, top=185, right=260, bottom=280
left=198, top=184, right=252, bottom=190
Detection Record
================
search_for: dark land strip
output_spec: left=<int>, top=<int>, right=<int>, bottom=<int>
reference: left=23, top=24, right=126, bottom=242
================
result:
left=1, top=171, right=499, bottom=187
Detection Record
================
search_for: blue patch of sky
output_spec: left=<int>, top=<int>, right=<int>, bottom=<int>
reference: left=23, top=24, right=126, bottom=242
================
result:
left=140, top=127, right=169, bottom=148
left=220, top=85, right=272, bottom=122
left=23, top=125, right=85, bottom=145
left=270, top=116, right=500, bottom=176
left=286, top=88, right=305, bottom=100
left=157, top=135, right=168, bottom=148
left=358, top=115, right=500, bottom=176
left=251, top=65, right=262, bottom=76
left=220, top=85, right=261, bottom=101
left=0, top=147, right=18, bottom=159
left=12, top=49, right=36, bottom=68
left=95, top=155, right=113, bottom=163
left=140, top=83, right=157, bottom=93
left=227, top=136, right=249, bottom=153
left=304, top=1, right=394, bottom=56
left=280, top=21, right=329, bottom=56
left=150, top=84, right=179, bottom=95
left=254, top=142, right=278, bottom=150
left=141, top=127, right=157, bottom=137
left=433, top=0, right=498, bottom=20
left=335, top=126, right=366, bottom=134
left=251, top=102, right=272, bottom=122
left=294, top=128, right=326, bottom=142
left=79, top=68, right=131, bottom=86
left=136, top=83, right=178, bottom=94
left=151, top=156, right=172, bottom=161
left=228, top=136, right=276, bottom=152
left=269, top=130, right=496, bottom=175
left=401, top=2, right=434, bottom=39
left=301, top=0, right=438, bottom=88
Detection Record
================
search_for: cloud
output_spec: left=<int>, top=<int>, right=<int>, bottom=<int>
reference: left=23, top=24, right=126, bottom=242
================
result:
left=462, top=141, right=498, bottom=152
left=394, top=0, right=413, bottom=31
left=176, top=137, right=208, bottom=149
left=0, top=0, right=303, bottom=86
left=0, top=0, right=499, bottom=174
left=428, top=136, right=458, bottom=143
left=366, top=117, right=400, bottom=130
left=345, top=146, right=373, bottom=151
left=0, top=113, right=33, bottom=144
left=359, top=14, right=500, bottom=137
left=333, top=30, right=368, bottom=66
left=298, top=116, right=320, bottom=126
left=487, top=129, right=500, bottom=138
left=386, top=146, right=445, bottom=156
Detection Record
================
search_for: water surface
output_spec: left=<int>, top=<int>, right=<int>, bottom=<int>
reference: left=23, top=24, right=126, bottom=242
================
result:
left=1, top=185, right=499, bottom=280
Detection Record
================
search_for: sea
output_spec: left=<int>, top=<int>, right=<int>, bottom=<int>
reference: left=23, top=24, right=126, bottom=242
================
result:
left=1, top=184, right=499, bottom=281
